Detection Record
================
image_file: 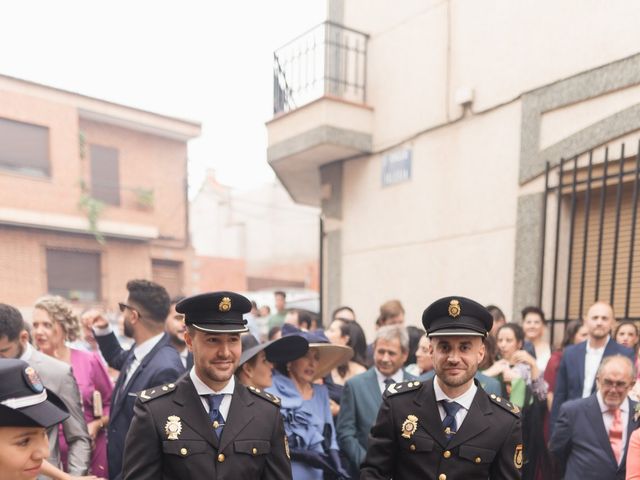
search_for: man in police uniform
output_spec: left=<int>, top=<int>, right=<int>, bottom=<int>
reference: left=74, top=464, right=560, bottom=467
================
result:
left=122, top=291, right=292, bottom=480
left=360, top=296, right=522, bottom=480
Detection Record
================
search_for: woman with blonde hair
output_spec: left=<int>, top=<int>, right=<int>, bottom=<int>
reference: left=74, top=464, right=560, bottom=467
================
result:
left=33, top=296, right=113, bottom=478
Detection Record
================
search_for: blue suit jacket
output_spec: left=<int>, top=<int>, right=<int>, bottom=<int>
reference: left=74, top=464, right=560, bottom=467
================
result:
left=550, top=338, right=634, bottom=431
left=96, top=332, right=184, bottom=480
left=549, top=394, right=638, bottom=480
left=336, top=368, right=415, bottom=473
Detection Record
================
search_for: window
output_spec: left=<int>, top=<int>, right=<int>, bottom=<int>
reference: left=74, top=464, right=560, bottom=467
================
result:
left=90, top=144, right=120, bottom=205
left=0, top=117, right=49, bottom=176
left=46, top=249, right=101, bottom=301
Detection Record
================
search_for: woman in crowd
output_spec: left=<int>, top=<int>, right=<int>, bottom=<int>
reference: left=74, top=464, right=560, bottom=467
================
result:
left=32, top=296, right=113, bottom=478
left=412, top=335, right=433, bottom=378
left=521, top=306, right=551, bottom=372
left=614, top=320, right=640, bottom=400
left=487, top=323, right=549, bottom=480
left=235, top=333, right=308, bottom=390
left=324, top=318, right=367, bottom=416
left=267, top=324, right=353, bottom=479
left=543, top=319, right=588, bottom=411
left=0, top=358, right=69, bottom=480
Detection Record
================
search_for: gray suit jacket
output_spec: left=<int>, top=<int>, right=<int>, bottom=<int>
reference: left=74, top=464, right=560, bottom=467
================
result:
left=336, top=368, right=415, bottom=473
left=29, top=348, right=91, bottom=477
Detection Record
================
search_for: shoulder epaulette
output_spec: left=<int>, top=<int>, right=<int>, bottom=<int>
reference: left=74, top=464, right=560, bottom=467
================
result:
left=246, top=385, right=281, bottom=406
left=488, top=393, right=521, bottom=417
left=138, top=382, right=177, bottom=403
left=384, top=380, right=423, bottom=397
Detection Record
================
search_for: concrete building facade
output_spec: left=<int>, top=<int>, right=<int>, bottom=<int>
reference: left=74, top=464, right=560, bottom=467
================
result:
left=0, top=74, right=200, bottom=311
left=267, top=0, right=640, bottom=339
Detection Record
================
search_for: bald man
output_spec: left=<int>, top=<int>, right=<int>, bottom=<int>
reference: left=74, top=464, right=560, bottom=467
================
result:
left=550, top=302, right=635, bottom=433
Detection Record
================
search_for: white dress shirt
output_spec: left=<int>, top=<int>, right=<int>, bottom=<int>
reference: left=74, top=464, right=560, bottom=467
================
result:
left=597, top=391, right=630, bottom=465
left=433, top=375, right=478, bottom=430
left=190, top=368, right=234, bottom=421
left=375, top=367, right=404, bottom=394
left=20, top=341, right=34, bottom=361
left=583, top=337, right=608, bottom=398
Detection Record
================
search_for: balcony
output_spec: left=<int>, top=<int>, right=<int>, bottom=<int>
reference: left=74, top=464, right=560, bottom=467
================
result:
left=267, top=22, right=372, bottom=206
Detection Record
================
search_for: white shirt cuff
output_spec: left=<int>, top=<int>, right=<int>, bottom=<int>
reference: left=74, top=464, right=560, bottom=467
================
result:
left=93, top=325, right=113, bottom=337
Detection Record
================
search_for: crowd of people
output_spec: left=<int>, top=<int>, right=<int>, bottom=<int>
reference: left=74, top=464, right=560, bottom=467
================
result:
left=1, top=281, right=640, bottom=479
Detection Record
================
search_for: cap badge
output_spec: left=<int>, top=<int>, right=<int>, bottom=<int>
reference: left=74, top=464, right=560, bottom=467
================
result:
left=23, top=366, right=44, bottom=393
left=401, top=414, right=419, bottom=439
left=165, top=415, right=182, bottom=440
left=219, top=297, right=232, bottom=312
left=448, top=299, right=461, bottom=318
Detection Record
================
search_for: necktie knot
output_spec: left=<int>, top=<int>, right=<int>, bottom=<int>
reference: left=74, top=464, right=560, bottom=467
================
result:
left=384, top=378, right=395, bottom=388
left=441, top=400, right=463, bottom=417
left=208, top=394, right=224, bottom=412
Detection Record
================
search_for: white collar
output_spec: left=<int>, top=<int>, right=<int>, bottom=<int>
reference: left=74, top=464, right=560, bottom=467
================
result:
left=375, top=367, right=404, bottom=384
left=190, top=368, right=235, bottom=396
left=586, top=336, right=610, bottom=354
left=133, top=332, right=165, bottom=361
left=597, top=390, right=629, bottom=414
left=20, top=342, right=34, bottom=362
left=433, top=375, right=477, bottom=411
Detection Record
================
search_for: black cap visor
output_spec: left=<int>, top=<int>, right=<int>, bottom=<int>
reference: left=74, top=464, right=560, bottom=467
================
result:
left=0, top=389, right=69, bottom=429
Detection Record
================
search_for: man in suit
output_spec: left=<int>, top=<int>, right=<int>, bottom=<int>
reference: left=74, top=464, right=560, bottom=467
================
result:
left=550, top=301, right=634, bottom=432
left=337, top=324, right=416, bottom=474
left=361, top=296, right=522, bottom=479
left=90, top=279, right=185, bottom=480
left=550, top=354, right=638, bottom=479
left=122, top=291, right=291, bottom=480
left=0, top=303, right=91, bottom=478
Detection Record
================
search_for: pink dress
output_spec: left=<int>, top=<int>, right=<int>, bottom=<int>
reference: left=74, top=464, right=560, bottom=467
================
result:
left=59, top=349, right=113, bottom=477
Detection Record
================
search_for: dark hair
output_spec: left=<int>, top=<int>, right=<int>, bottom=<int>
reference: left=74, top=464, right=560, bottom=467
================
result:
left=497, top=323, right=525, bottom=351
left=289, top=309, right=313, bottom=330
left=486, top=305, right=506, bottom=323
left=405, top=326, right=426, bottom=366
left=0, top=304, right=24, bottom=341
left=274, top=291, right=286, bottom=299
left=170, top=295, right=186, bottom=306
left=479, top=334, right=497, bottom=370
left=268, top=326, right=281, bottom=341
left=376, top=299, right=404, bottom=327
left=332, top=306, right=355, bottom=322
left=521, top=306, right=546, bottom=325
left=333, top=319, right=368, bottom=375
left=561, top=319, right=585, bottom=349
left=127, top=279, right=170, bottom=323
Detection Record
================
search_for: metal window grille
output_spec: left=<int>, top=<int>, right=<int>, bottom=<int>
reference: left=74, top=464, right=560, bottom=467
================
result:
left=540, top=141, right=640, bottom=345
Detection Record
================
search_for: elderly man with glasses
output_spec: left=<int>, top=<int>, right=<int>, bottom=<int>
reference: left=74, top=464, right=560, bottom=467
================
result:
left=87, top=279, right=185, bottom=480
left=550, top=354, right=638, bottom=480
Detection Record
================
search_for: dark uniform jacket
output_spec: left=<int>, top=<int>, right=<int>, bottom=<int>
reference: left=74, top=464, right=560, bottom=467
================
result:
left=360, top=378, right=522, bottom=480
left=97, top=332, right=184, bottom=480
left=122, top=373, right=292, bottom=480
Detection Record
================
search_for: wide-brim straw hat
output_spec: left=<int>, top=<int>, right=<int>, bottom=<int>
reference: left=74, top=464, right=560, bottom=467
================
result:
left=281, top=323, right=353, bottom=380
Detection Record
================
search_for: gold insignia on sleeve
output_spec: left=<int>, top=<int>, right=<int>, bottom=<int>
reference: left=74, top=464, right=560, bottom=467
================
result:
left=219, top=297, right=232, bottom=312
left=448, top=299, right=461, bottom=318
left=165, top=415, right=183, bottom=440
left=514, top=444, right=523, bottom=469
left=401, top=415, right=419, bottom=439
left=284, top=435, right=290, bottom=459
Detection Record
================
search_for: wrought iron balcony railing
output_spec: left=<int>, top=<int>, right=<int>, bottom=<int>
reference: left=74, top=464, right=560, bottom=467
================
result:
left=273, top=21, right=369, bottom=115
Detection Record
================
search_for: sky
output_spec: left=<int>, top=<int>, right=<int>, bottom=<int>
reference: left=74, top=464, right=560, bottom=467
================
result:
left=0, top=0, right=326, bottom=194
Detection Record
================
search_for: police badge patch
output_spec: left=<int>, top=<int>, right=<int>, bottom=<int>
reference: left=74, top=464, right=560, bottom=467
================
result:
left=165, top=415, right=182, bottom=440
left=401, top=415, right=418, bottom=439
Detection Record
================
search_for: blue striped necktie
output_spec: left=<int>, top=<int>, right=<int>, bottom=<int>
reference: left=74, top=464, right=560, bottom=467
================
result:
left=207, top=394, right=225, bottom=439
left=441, top=400, right=462, bottom=440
